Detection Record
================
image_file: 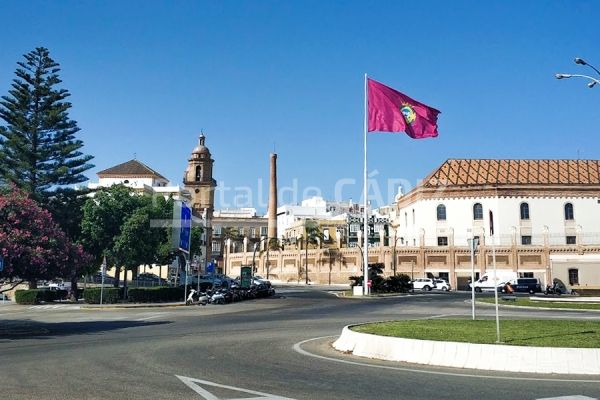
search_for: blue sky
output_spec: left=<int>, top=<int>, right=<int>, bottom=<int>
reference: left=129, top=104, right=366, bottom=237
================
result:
left=1, top=0, right=599, bottom=211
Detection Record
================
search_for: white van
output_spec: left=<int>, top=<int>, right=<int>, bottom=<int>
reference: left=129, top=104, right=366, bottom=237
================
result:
left=469, top=271, right=517, bottom=292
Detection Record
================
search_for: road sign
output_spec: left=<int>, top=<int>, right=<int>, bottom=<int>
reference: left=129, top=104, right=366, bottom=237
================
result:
left=178, top=202, right=192, bottom=253
left=206, top=262, right=215, bottom=274
left=240, top=266, right=252, bottom=289
left=0, top=256, right=4, bottom=272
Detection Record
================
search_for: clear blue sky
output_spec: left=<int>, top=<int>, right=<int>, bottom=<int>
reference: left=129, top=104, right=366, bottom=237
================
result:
left=1, top=1, right=599, bottom=211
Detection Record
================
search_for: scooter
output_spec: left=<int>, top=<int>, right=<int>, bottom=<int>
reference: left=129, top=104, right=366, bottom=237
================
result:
left=544, top=284, right=563, bottom=295
left=186, top=289, right=209, bottom=305
left=210, top=288, right=227, bottom=305
left=186, top=289, right=198, bottom=305
left=198, top=291, right=209, bottom=306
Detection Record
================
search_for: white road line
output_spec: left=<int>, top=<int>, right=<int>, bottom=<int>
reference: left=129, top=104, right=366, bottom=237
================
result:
left=176, top=375, right=295, bottom=399
left=292, top=336, right=600, bottom=383
left=135, top=312, right=168, bottom=321
left=27, top=305, right=81, bottom=310
left=136, top=315, right=163, bottom=321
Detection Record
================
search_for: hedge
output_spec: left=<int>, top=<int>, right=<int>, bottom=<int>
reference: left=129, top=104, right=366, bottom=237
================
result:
left=14, top=289, right=68, bottom=305
left=127, top=286, right=184, bottom=303
left=83, top=287, right=122, bottom=304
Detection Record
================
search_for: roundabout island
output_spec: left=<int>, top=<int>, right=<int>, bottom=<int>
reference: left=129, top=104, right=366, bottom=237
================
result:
left=333, top=319, right=600, bottom=375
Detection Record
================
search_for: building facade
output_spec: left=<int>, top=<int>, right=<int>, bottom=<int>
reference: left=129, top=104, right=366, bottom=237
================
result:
left=224, top=159, right=600, bottom=292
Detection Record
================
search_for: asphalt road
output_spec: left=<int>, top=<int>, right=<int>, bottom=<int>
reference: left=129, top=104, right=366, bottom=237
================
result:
left=1, top=288, right=599, bottom=400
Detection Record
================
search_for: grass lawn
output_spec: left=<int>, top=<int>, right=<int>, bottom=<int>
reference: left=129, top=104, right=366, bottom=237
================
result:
left=478, top=297, right=600, bottom=310
left=351, top=319, right=600, bottom=348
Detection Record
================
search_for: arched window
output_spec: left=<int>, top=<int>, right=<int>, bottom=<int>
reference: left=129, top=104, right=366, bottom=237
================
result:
left=473, top=203, right=483, bottom=220
left=436, top=204, right=447, bottom=221
left=520, top=202, right=530, bottom=220
left=564, top=203, right=574, bottom=220
left=195, top=165, right=202, bottom=181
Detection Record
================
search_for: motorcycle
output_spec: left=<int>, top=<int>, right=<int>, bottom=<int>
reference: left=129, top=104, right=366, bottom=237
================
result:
left=186, top=289, right=199, bottom=305
left=186, top=289, right=209, bottom=306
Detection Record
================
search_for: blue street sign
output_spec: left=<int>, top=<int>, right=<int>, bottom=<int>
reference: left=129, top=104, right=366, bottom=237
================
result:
left=0, top=256, right=3, bottom=272
left=178, top=202, right=192, bottom=253
left=206, top=262, right=215, bottom=274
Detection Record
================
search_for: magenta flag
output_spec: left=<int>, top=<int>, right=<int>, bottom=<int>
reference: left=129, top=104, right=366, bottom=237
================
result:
left=368, top=78, right=440, bottom=138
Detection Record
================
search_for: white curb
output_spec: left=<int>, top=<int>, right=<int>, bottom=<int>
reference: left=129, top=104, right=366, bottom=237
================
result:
left=332, top=325, right=600, bottom=375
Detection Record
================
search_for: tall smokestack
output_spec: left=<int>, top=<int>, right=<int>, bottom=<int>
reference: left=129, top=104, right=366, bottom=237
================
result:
left=267, top=153, right=278, bottom=240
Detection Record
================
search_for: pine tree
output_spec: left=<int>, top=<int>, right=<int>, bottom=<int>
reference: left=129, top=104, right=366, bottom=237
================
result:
left=0, top=47, right=93, bottom=201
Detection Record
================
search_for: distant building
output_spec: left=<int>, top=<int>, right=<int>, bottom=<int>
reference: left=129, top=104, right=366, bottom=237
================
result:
left=212, top=208, right=268, bottom=273
left=88, top=159, right=189, bottom=200
left=277, top=196, right=365, bottom=239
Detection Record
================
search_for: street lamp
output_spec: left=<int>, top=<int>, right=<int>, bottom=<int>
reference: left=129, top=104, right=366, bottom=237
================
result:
left=556, top=57, right=600, bottom=88
left=389, top=223, right=401, bottom=277
left=468, top=236, right=479, bottom=321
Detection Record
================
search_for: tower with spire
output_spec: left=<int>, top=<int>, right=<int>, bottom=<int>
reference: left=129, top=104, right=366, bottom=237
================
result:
left=183, top=133, right=216, bottom=265
left=183, top=133, right=216, bottom=217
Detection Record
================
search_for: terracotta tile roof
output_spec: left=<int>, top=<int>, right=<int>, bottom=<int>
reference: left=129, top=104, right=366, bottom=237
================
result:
left=423, top=159, right=600, bottom=187
left=97, top=159, right=168, bottom=181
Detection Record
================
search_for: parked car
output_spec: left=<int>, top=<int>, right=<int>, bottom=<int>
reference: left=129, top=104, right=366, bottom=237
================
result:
left=253, top=275, right=271, bottom=288
left=434, top=279, right=451, bottom=291
left=411, top=278, right=436, bottom=291
left=133, top=273, right=167, bottom=286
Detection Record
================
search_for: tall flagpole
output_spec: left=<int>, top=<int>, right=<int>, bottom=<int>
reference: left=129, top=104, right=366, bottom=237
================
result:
left=363, top=73, right=369, bottom=296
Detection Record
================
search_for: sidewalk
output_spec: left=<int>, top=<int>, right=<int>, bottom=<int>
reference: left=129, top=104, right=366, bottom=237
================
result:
left=82, top=301, right=186, bottom=309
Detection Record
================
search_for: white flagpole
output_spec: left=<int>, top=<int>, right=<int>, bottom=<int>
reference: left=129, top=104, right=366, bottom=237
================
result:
left=363, top=73, right=369, bottom=295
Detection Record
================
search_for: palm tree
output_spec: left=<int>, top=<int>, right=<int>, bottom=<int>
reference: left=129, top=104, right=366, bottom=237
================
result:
left=298, top=220, right=324, bottom=285
left=219, top=227, right=242, bottom=275
left=258, top=238, right=282, bottom=280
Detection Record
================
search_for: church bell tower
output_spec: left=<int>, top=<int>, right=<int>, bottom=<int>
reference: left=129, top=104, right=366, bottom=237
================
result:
left=184, top=133, right=216, bottom=217
left=183, top=133, right=216, bottom=265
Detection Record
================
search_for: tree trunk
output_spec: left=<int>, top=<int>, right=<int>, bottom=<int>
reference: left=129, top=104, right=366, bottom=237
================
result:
left=114, top=266, right=121, bottom=288
left=70, top=275, right=79, bottom=301
left=28, top=280, right=38, bottom=289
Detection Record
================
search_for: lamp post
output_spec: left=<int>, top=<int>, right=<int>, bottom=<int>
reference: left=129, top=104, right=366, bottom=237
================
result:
left=224, top=238, right=230, bottom=277
left=468, top=236, right=479, bottom=320
left=556, top=57, right=600, bottom=88
left=389, top=223, right=401, bottom=277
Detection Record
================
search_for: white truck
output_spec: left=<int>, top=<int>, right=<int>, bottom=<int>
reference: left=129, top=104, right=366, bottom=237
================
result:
left=469, top=271, right=518, bottom=292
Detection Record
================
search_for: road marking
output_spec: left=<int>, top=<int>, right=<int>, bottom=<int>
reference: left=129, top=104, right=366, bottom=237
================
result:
left=27, top=305, right=81, bottom=310
left=536, top=397, right=597, bottom=400
left=176, top=375, right=296, bottom=400
left=135, top=314, right=165, bottom=321
left=293, top=336, right=600, bottom=383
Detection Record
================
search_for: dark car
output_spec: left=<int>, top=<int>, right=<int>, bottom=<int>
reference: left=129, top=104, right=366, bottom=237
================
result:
left=505, top=278, right=541, bottom=294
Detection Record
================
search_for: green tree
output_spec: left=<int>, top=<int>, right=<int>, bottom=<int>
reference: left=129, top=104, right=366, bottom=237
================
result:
left=80, top=185, right=145, bottom=286
left=0, top=47, right=93, bottom=201
left=81, top=186, right=177, bottom=287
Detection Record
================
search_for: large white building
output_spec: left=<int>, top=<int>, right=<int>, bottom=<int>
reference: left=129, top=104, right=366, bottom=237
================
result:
left=391, top=159, right=600, bottom=291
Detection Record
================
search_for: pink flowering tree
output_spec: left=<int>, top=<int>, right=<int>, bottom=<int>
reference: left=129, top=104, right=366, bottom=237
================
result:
left=0, top=187, right=92, bottom=291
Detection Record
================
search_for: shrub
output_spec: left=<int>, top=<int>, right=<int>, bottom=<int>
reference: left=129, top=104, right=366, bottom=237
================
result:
left=14, top=289, right=69, bottom=304
left=127, top=286, right=184, bottom=303
left=15, top=289, right=40, bottom=304
left=83, top=287, right=122, bottom=304
left=349, top=276, right=363, bottom=287
left=384, top=274, right=413, bottom=293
